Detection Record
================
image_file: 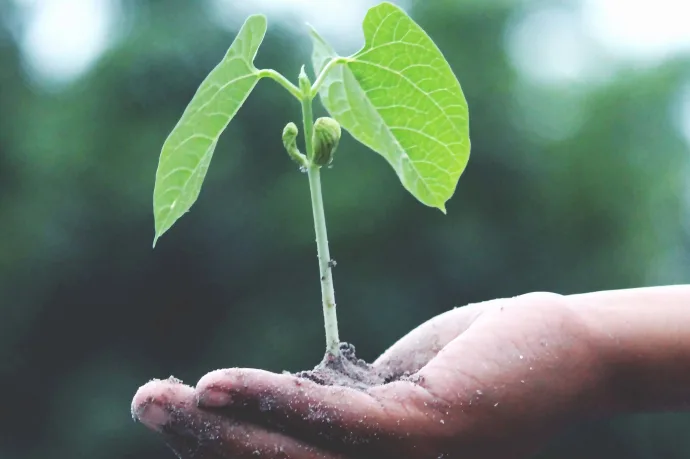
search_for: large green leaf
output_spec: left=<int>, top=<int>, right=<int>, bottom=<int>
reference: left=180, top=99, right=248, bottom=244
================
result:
left=310, top=2, right=470, bottom=212
left=152, top=14, right=267, bottom=246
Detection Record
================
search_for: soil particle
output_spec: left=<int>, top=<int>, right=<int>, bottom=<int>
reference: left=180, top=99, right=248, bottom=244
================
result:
left=293, top=342, right=397, bottom=391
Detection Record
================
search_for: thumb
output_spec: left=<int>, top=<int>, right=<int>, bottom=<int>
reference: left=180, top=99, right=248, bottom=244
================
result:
left=373, top=300, right=495, bottom=379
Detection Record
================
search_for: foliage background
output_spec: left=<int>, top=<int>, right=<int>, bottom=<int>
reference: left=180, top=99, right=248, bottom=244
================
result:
left=1, top=0, right=690, bottom=458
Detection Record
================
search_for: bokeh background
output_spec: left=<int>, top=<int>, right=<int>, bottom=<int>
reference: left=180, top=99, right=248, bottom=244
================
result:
left=1, top=0, right=690, bottom=458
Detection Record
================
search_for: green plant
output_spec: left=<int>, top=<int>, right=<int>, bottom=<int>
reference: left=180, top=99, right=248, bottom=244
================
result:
left=151, top=2, right=470, bottom=368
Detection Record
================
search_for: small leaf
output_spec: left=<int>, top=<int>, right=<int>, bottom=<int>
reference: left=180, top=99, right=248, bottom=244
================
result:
left=153, top=14, right=267, bottom=246
left=310, top=2, right=470, bottom=212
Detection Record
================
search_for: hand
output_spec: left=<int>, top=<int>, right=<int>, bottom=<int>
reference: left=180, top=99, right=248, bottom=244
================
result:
left=131, top=286, right=690, bottom=458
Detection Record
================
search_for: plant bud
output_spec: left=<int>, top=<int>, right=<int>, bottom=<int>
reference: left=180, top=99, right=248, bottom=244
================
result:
left=282, top=122, right=298, bottom=151
left=312, top=117, right=341, bottom=167
left=298, top=65, right=311, bottom=95
left=282, top=122, right=307, bottom=167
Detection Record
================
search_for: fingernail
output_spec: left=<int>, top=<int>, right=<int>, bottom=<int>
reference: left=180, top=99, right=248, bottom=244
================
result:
left=133, top=401, right=170, bottom=431
left=198, top=389, right=232, bottom=407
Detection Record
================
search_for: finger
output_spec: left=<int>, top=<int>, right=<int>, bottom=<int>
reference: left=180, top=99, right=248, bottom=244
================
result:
left=373, top=299, right=497, bottom=378
left=195, top=369, right=437, bottom=456
left=132, top=377, right=346, bottom=459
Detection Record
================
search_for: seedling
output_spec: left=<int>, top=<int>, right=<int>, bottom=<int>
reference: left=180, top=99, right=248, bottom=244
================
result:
left=152, top=2, right=470, bottom=388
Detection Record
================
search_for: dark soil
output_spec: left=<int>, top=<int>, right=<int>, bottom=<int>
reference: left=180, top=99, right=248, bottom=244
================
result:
left=293, top=342, right=401, bottom=391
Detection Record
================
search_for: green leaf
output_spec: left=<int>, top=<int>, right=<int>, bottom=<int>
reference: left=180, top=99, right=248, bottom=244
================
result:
left=152, top=14, right=267, bottom=246
left=310, top=2, right=470, bottom=212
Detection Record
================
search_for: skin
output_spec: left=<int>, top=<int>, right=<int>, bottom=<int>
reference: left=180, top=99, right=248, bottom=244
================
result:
left=131, top=285, right=690, bottom=458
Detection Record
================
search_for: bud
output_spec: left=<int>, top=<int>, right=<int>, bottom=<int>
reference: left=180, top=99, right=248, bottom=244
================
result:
left=311, top=117, right=341, bottom=167
left=298, top=65, right=311, bottom=95
left=282, top=122, right=298, bottom=151
left=282, top=122, right=307, bottom=168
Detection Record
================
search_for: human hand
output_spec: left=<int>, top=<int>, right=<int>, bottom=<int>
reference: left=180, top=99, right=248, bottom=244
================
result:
left=131, top=287, right=690, bottom=458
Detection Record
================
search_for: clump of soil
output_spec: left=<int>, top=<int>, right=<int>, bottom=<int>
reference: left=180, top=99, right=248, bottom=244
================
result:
left=293, top=342, right=402, bottom=391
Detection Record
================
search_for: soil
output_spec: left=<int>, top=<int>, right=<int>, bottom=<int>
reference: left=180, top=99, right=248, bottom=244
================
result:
left=293, top=342, right=404, bottom=391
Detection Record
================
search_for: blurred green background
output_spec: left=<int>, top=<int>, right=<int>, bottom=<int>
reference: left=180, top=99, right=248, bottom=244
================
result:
left=1, top=0, right=689, bottom=458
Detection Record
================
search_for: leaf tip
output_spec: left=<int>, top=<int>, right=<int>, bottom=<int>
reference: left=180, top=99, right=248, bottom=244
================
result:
left=307, top=23, right=326, bottom=44
left=438, top=204, right=447, bottom=215
left=366, top=1, right=403, bottom=16
left=247, top=12, right=268, bottom=24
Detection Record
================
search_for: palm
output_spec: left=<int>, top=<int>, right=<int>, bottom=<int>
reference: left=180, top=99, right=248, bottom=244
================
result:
left=132, top=293, right=602, bottom=459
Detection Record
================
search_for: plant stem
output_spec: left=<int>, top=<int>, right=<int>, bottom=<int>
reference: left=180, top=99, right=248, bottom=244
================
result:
left=299, top=68, right=341, bottom=357
left=258, top=69, right=302, bottom=100
left=309, top=57, right=347, bottom=96
left=307, top=165, right=340, bottom=356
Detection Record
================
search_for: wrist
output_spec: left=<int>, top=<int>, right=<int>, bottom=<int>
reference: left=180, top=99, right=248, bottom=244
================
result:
left=566, top=286, right=690, bottom=414
left=567, top=299, right=626, bottom=416
left=552, top=298, right=619, bottom=419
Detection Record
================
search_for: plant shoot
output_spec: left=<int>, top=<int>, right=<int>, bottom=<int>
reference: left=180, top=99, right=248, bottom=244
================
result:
left=151, top=2, right=470, bottom=362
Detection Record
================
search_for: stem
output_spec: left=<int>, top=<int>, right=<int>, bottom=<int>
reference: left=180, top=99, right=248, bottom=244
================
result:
left=258, top=69, right=302, bottom=100
left=299, top=69, right=341, bottom=357
left=307, top=165, right=340, bottom=356
left=309, top=57, right=347, bottom=97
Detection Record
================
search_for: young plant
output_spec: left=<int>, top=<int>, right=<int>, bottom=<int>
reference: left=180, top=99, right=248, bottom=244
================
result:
left=152, top=2, right=470, bottom=382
